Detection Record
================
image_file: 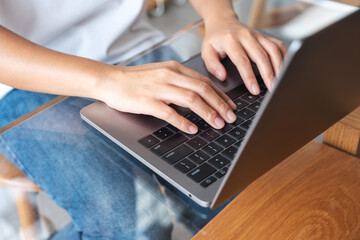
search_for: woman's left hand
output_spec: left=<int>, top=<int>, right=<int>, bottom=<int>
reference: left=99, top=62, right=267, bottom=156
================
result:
left=201, top=16, right=287, bottom=95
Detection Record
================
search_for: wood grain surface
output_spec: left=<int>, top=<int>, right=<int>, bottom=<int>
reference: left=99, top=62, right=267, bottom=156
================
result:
left=324, top=107, right=360, bottom=157
left=193, top=141, right=360, bottom=240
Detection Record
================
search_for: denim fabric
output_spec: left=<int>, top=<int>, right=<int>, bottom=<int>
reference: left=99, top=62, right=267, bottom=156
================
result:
left=0, top=90, right=56, bottom=128
left=0, top=45, right=227, bottom=239
left=0, top=96, right=225, bottom=239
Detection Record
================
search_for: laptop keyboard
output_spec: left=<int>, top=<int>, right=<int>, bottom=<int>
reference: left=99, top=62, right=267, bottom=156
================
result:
left=139, top=82, right=267, bottom=188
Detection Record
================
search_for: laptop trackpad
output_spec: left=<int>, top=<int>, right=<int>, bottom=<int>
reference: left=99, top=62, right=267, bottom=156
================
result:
left=182, top=54, right=257, bottom=93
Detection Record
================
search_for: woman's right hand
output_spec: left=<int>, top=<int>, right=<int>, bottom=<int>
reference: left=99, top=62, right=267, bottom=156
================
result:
left=96, top=60, right=237, bottom=134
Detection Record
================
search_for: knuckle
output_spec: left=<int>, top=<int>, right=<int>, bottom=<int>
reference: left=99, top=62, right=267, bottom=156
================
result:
left=279, top=41, right=286, bottom=49
left=206, top=109, right=218, bottom=121
left=237, top=55, right=249, bottom=64
left=199, top=82, right=212, bottom=95
left=157, top=67, right=171, bottom=77
left=225, top=32, right=237, bottom=43
left=242, top=29, right=254, bottom=39
left=161, top=107, right=176, bottom=120
left=243, top=74, right=256, bottom=82
left=268, top=43, right=279, bottom=53
left=168, top=60, right=179, bottom=68
left=185, top=91, right=198, bottom=104
left=258, top=52, right=269, bottom=62
left=177, top=117, right=188, bottom=130
left=218, top=101, right=229, bottom=112
left=267, top=71, right=275, bottom=80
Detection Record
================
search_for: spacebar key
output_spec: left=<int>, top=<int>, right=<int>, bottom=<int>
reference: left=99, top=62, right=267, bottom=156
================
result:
left=151, top=133, right=187, bottom=156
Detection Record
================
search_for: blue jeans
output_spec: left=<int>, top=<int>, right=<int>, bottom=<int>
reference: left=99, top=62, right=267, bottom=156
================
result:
left=0, top=47, right=226, bottom=239
left=0, top=92, right=224, bottom=239
left=0, top=90, right=56, bottom=128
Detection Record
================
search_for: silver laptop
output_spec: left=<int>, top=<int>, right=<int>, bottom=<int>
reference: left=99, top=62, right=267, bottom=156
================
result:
left=81, top=11, right=360, bottom=209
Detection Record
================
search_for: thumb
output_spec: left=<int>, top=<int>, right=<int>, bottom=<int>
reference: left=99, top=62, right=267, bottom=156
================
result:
left=202, top=44, right=227, bottom=81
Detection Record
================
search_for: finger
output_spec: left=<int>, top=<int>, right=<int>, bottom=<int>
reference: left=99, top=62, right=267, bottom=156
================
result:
left=224, top=40, right=260, bottom=95
left=158, top=85, right=227, bottom=129
left=175, top=65, right=237, bottom=110
left=146, top=100, right=198, bottom=134
left=257, top=36, right=283, bottom=76
left=201, top=44, right=227, bottom=81
left=268, top=37, right=287, bottom=58
left=166, top=74, right=237, bottom=123
left=241, top=38, right=275, bottom=91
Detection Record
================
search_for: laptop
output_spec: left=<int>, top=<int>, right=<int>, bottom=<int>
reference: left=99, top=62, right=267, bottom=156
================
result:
left=80, top=10, right=360, bottom=209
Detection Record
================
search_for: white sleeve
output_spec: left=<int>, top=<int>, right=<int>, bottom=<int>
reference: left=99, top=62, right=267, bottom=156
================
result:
left=0, top=83, right=13, bottom=100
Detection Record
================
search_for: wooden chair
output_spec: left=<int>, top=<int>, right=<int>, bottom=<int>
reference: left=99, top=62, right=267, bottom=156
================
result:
left=0, top=153, right=41, bottom=240
left=0, top=96, right=64, bottom=240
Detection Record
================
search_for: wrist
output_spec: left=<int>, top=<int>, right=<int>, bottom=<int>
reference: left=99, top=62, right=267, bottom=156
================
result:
left=203, top=10, right=239, bottom=31
left=87, top=61, right=121, bottom=101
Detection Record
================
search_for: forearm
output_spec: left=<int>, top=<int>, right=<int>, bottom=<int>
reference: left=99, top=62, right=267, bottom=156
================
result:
left=0, top=26, right=115, bottom=99
left=189, top=0, right=238, bottom=27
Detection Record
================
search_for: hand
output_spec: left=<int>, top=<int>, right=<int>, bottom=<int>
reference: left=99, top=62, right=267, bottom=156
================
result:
left=202, top=16, right=287, bottom=94
left=96, top=61, right=237, bottom=134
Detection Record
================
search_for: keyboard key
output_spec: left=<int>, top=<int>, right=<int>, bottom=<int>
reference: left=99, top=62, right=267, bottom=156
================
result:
left=241, top=93, right=260, bottom=103
left=222, top=146, right=238, bottom=160
left=200, top=129, right=220, bottom=142
left=186, top=136, right=207, bottom=149
left=202, top=142, right=224, bottom=156
left=236, top=108, right=255, bottom=119
left=214, top=124, right=233, bottom=134
left=153, top=127, right=174, bottom=140
left=208, top=154, right=230, bottom=169
left=228, top=127, right=246, bottom=140
left=166, top=124, right=179, bottom=132
left=200, top=176, right=217, bottom=188
left=215, top=134, right=236, bottom=148
left=248, top=101, right=261, bottom=112
left=195, top=119, right=211, bottom=131
left=226, top=84, right=247, bottom=99
left=162, top=144, right=193, bottom=164
left=151, top=133, right=187, bottom=156
left=259, top=85, right=268, bottom=97
left=188, top=150, right=210, bottom=164
left=231, top=117, right=245, bottom=126
left=187, top=163, right=216, bottom=183
left=234, top=98, right=249, bottom=109
left=185, top=113, right=200, bottom=123
left=139, top=135, right=160, bottom=148
left=174, top=159, right=196, bottom=173
left=215, top=167, right=228, bottom=178
left=234, top=139, right=244, bottom=147
left=239, top=120, right=252, bottom=130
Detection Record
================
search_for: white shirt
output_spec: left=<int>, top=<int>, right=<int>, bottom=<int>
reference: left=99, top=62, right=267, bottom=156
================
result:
left=0, top=0, right=164, bottom=99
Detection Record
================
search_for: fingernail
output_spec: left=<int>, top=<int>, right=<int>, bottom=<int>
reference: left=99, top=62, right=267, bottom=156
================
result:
left=251, top=83, right=260, bottom=95
left=228, top=100, right=237, bottom=110
left=189, top=125, right=198, bottom=134
left=214, top=117, right=225, bottom=128
left=227, top=110, right=236, bottom=122
left=215, top=69, right=223, bottom=79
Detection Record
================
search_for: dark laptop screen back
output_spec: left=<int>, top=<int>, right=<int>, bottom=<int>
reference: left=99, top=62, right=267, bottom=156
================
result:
left=212, top=10, right=360, bottom=208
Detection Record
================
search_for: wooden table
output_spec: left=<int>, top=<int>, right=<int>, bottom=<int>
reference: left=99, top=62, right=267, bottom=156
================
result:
left=194, top=108, right=360, bottom=240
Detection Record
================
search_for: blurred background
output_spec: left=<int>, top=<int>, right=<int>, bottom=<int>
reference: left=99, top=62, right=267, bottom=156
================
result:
left=1, top=0, right=357, bottom=239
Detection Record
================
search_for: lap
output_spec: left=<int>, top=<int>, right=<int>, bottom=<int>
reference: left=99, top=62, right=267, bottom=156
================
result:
left=0, top=47, right=222, bottom=239
left=0, top=89, right=56, bottom=128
